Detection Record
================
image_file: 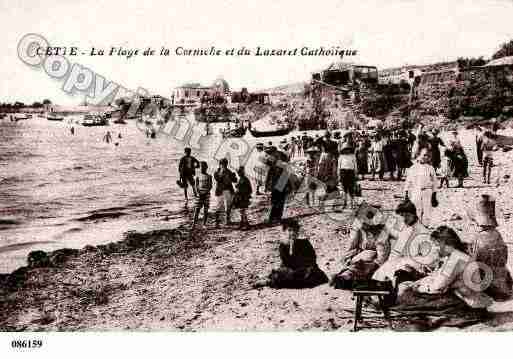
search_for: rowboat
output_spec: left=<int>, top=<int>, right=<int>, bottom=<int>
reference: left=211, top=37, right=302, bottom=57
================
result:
left=47, top=113, right=64, bottom=121
left=248, top=127, right=292, bottom=138
left=14, top=114, right=30, bottom=121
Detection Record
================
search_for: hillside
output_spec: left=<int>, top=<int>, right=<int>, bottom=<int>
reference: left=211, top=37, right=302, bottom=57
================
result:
left=262, top=81, right=307, bottom=94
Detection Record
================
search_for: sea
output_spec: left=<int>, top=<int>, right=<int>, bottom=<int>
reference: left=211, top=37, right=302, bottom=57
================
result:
left=0, top=113, right=364, bottom=273
left=0, top=114, right=229, bottom=273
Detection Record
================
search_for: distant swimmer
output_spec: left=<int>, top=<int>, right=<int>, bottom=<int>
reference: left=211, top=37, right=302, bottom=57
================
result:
left=103, top=131, right=112, bottom=143
left=118, top=132, right=122, bottom=139
left=70, top=126, right=75, bottom=135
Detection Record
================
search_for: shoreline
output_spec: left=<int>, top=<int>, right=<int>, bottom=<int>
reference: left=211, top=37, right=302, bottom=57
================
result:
left=2, top=129, right=513, bottom=331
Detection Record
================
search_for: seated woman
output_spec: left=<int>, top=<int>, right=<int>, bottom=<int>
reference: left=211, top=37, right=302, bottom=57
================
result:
left=330, top=211, right=387, bottom=289
left=372, top=199, right=439, bottom=288
left=394, top=225, right=494, bottom=310
left=469, top=194, right=513, bottom=301
left=255, top=218, right=328, bottom=289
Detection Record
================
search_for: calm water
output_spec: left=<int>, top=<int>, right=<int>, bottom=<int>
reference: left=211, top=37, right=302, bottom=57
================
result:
left=4, top=115, right=476, bottom=273
left=0, top=114, right=229, bottom=273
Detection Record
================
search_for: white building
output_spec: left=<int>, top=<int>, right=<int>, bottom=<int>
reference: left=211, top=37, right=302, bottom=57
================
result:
left=172, top=78, right=230, bottom=105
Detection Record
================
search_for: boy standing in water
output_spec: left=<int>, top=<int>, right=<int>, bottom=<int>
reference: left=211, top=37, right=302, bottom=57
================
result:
left=192, top=161, right=212, bottom=228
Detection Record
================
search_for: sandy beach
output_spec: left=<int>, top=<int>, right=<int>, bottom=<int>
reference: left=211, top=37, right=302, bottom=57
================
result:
left=1, top=128, right=513, bottom=331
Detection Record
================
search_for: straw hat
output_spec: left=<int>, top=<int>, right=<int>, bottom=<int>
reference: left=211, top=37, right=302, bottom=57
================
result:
left=305, top=146, right=320, bottom=153
left=474, top=194, right=498, bottom=227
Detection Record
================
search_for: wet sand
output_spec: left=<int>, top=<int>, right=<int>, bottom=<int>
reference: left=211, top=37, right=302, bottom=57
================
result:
left=1, top=129, right=513, bottom=331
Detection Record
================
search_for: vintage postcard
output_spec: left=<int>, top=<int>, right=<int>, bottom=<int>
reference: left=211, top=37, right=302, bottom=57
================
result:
left=2, top=0, right=513, bottom=353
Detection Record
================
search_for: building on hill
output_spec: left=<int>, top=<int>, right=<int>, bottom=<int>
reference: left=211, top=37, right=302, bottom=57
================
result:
left=312, top=62, right=378, bottom=88
left=172, top=78, right=230, bottom=105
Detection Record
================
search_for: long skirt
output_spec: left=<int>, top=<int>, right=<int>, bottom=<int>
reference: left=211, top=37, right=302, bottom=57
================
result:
left=269, top=265, right=328, bottom=289
left=369, top=152, right=384, bottom=174
left=339, top=169, right=356, bottom=195
left=356, top=151, right=368, bottom=174
left=449, top=151, right=469, bottom=179
left=331, top=257, right=379, bottom=289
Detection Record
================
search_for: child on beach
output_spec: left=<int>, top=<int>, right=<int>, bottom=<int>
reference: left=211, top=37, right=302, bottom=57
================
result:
left=214, top=158, right=237, bottom=226
left=233, top=166, right=253, bottom=229
left=481, top=131, right=497, bottom=184
left=439, top=149, right=452, bottom=188
left=192, top=161, right=212, bottom=228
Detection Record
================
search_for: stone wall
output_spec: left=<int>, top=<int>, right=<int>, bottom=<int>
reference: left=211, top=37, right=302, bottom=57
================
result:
left=414, top=65, right=513, bottom=119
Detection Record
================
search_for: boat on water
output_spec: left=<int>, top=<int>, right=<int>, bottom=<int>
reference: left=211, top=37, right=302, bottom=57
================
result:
left=248, top=127, right=292, bottom=138
left=14, top=114, right=30, bottom=121
left=248, top=111, right=292, bottom=137
left=47, top=113, right=64, bottom=121
left=81, top=113, right=109, bottom=126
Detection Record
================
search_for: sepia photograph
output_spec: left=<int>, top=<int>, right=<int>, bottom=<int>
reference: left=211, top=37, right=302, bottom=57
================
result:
left=2, top=1, right=513, bottom=354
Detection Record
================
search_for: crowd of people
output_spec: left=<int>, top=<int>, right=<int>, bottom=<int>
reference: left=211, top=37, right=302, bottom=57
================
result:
left=177, top=119, right=511, bottom=318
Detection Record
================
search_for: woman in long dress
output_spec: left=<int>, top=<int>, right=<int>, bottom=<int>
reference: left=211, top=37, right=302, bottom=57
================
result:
left=447, top=131, right=468, bottom=188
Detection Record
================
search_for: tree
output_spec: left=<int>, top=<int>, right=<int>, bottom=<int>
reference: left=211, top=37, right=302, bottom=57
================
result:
left=42, top=99, right=52, bottom=105
left=492, top=40, right=513, bottom=60
left=13, top=101, right=25, bottom=108
left=32, top=102, right=43, bottom=108
left=457, top=56, right=487, bottom=69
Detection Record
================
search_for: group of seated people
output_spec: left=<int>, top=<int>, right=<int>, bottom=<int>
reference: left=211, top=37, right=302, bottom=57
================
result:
left=255, top=194, right=513, bottom=312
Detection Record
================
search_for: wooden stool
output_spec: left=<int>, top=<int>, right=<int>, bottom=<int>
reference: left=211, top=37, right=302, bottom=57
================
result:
left=352, top=280, right=393, bottom=332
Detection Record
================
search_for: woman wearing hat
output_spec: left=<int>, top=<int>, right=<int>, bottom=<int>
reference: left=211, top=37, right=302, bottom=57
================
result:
left=372, top=199, right=438, bottom=287
left=330, top=210, right=387, bottom=289
left=468, top=194, right=513, bottom=301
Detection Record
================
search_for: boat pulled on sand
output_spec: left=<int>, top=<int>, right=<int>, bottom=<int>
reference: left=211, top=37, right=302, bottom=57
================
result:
left=81, top=113, right=108, bottom=126
left=14, top=113, right=31, bottom=121
left=46, top=113, right=64, bottom=121
left=221, top=126, right=246, bottom=138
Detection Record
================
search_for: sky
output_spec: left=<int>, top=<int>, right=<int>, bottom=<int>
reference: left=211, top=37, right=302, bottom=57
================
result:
left=1, top=0, right=513, bottom=105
